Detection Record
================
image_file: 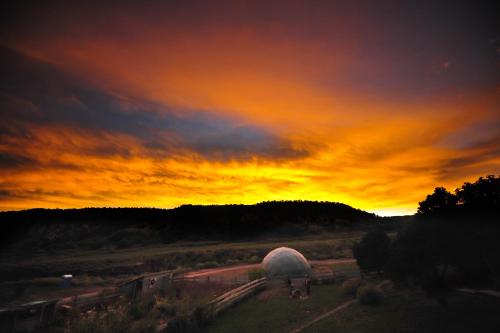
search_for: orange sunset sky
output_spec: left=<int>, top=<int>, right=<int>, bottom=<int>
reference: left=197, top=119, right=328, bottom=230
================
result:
left=0, top=1, right=499, bottom=215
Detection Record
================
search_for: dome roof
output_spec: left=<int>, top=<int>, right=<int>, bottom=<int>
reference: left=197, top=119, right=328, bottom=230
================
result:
left=262, top=247, right=311, bottom=278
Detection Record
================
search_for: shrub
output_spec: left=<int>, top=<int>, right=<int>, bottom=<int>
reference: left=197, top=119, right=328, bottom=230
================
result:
left=72, top=307, right=131, bottom=333
left=248, top=267, right=265, bottom=281
left=129, top=300, right=152, bottom=320
left=214, top=249, right=231, bottom=262
left=357, top=284, right=382, bottom=305
left=248, top=255, right=261, bottom=263
left=195, top=261, right=218, bottom=269
left=191, top=306, right=210, bottom=330
left=225, top=259, right=238, bottom=265
left=165, top=315, right=201, bottom=333
left=353, top=230, right=391, bottom=273
left=156, top=302, right=177, bottom=317
left=341, top=277, right=362, bottom=297
left=128, top=318, right=157, bottom=333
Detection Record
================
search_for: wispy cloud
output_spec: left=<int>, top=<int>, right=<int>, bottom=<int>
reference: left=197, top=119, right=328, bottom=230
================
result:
left=0, top=47, right=307, bottom=167
left=0, top=1, right=498, bottom=213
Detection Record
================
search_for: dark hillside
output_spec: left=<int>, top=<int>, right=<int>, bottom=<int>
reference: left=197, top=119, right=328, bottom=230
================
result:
left=0, top=201, right=384, bottom=253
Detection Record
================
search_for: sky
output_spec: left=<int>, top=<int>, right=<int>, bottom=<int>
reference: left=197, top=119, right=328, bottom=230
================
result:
left=0, top=0, right=498, bottom=215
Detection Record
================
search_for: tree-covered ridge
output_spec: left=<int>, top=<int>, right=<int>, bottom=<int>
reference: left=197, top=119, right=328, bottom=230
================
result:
left=0, top=201, right=379, bottom=252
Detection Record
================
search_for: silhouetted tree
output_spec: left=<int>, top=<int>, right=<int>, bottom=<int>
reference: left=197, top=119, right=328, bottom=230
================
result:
left=417, top=187, right=457, bottom=216
left=353, top=230, right=391, bottom=273
left=455, top=175, right=500, bottom=220
left=385, top=221, right=451, bottom=307
left=387, top=175, right=500, bottom=306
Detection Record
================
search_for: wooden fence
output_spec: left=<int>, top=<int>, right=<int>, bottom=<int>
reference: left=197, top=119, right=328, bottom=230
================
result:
left=57, top=290, right=122, bottom=310
left=156, top=277, right=267, bottom=332
left=206, top=277, right=267, bottom=316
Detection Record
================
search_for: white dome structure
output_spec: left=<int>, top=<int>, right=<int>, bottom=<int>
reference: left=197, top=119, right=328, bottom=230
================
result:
left=262, top=247, right=311, bottom=278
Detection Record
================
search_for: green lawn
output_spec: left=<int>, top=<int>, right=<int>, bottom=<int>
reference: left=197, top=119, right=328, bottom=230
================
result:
left=303, top=289, right=500, bottom=333
left=207, top=284, right=348, bottom=333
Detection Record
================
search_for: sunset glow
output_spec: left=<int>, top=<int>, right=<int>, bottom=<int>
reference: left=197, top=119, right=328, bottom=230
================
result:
left=1, top=1, right=498, bottom=214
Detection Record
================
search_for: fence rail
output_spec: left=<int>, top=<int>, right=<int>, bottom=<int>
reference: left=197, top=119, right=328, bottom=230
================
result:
left=207, top=277, right=267, bottom=315
left=156, top=277, right=267, bottom=332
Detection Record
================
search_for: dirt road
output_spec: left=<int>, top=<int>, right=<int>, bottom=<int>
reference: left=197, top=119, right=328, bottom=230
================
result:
left=183, top=258, right=355, bottom=280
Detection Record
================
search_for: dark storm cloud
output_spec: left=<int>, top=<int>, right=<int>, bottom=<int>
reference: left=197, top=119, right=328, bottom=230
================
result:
left=3, top=1, right=498, bottom=104
left=0, top=47, right=307, bottom=166
left=0, top=189, right=12, bottom=200
left=436, top=134, right=500, bottom=181
left=0, top=152, right=37, bottom=169
left=443, top=135, right=500, bottom=169
left=0, top=187, right=111, bottom=202
left=0, top=150, right=83, bottom=172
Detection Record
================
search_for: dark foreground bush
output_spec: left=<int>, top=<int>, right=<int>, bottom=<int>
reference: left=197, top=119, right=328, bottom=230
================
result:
left=129, top=299, right=154, bottom=320
left=156, top=302, right=177, bottom=317
left=357, top=284, right=382, bottom=305
left=353, top=230, right=391, bottom=273
left=165, top=315, right=201, bottom=333
left=165, top=307, right=210, bottom=333
left=341, top=277, right=362, bottom=297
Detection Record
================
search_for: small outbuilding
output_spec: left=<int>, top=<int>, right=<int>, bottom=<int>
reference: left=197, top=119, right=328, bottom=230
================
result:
left=118, top=270, right=175, bottom=299
left=262, top=247, right=311, bottom=279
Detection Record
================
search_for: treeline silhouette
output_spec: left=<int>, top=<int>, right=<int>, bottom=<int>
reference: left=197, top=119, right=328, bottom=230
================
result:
left=0, top=201, right=381, bottom=252
left=354, top=175, right=500, bottom=300
left=417, top=175, right=499, bottom=222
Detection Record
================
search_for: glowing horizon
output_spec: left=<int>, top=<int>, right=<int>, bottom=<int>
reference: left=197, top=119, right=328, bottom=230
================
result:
left=0, top=1, right=498, bottom=215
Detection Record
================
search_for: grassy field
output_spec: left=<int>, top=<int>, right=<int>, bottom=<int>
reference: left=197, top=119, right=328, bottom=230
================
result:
left=329, top=261, right=359, bottom=272
left=206, top=261, right=363, bottom=333
left=3, top=231, right=364, bottom=265
left=207, top=283, right=347, bottom=333
left=303, top=289, right=500, bottom=333
left=0, top=232, right=366, bottom=306
left=0, top=231, right=366, bottom=281
left=205, top=258, right=500, bottom=333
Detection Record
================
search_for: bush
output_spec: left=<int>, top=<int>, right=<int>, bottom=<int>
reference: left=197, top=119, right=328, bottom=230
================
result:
left=353, top=230, right=391, bottom=273
left=156, top=302, right=177, bottom=317
left=248, top=267, right=265, bottom=281
left=357, top=284, right=382, bottom=305
left=191, top=306, right=210, bottom=330
left=341, top=277, right=362, bottom=297
left=165, top=315, right=201, bottom=333
left=72, top=308, right=131, bottom=333
left=129, top=300, right=153, bottom=320
left=128, top=318, right=157, bottom=333
left=248, top=255, right=261, bottom=263
left=195, top=261, right=218, bottom=269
